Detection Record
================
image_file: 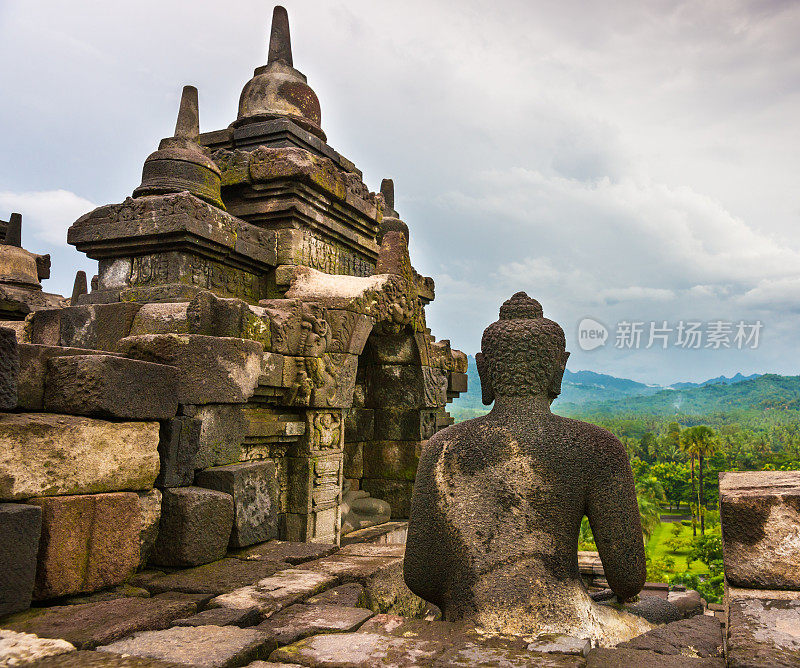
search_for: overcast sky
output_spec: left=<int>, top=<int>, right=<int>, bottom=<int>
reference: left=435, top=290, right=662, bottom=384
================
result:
left=1, top=0, right=799, bottom=384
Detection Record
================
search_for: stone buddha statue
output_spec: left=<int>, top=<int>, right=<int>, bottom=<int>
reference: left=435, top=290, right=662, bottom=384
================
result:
left=340, top=480, right=391, bottom=535
left=404, top=292, right=652, bottom=645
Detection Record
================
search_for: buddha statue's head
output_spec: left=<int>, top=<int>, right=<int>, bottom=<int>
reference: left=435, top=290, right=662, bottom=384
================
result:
left=476, top=292, right=570, bottom=404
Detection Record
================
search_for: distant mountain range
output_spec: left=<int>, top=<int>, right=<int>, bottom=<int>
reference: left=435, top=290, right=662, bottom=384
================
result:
left=670, top=373, right=761, bottom=389
left=449, top=355, right=790, bottom=421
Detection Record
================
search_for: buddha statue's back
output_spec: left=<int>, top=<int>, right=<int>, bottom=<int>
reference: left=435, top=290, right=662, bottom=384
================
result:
left=404, top=293, right=653, bottom=645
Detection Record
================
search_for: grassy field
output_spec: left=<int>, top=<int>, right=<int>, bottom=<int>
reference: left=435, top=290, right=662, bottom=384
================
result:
left=646, top=514, right=709, bottom=575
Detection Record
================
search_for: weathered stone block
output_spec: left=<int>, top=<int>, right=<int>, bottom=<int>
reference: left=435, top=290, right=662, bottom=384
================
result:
left=186, top=290, right=270, bottom=347
left=369, top=364, right=425, bottom=408
left=255, top=603, right=373, bottom=646
left=136, top=490, right=162, bottom=570
left=363, top=441, right=424, bottom=481
left=209, top=569, right=337, bottom=616
left=150, top=487, right=234, bottom=568
left=172, top=606, right=261, bottom=628
left=345, top=408, right=373, bottom=442
left=29, top=493, right=140, bottom=599
left=343, top=442, right=363, bottom=479
left=44, top=355, right=178, bottom=420
left=305, top=582, right=366, bottom=607
left=361, top=478, right=414, bottom=519
left=0, top=629, right=75, bottom=665
left=0, top=503, right=42, bottom=615
left=0, top=413, right=160, bottom=500
left=230, top=540, right=338, bottom=565
left=269, top=632, right=444, bottom=667
left=617, top=614, right=723, bottom=657
left=527, top=634, right=591, bottom=657
left=259, top=351, right=285, bottom=386
left=97, top=624, right=276, bottom=668
left=586, top=648, right=723, bottom=666
left=726, top=586, right=800, bottom=668
left=117, top=334, right=263, bottom=404
left=299, top=553, right=422, bottom=617
left=720, top=471, right=800, bottom=589
left=59, top=303, right=143, bottom=351
left=129, top=302, right=189, bottom=336
left=448, top=371, right=468, bottom=393
left=143, top=558, right=285, bottom=597
left=27, top=650, right=185, bottom=666
left=310, top=354, right=359, bottom=409
left=0, top=319, right=28, bottom=343
left=366, top=333, right=420, bottom=364
left=16, top=344, right=107, bottom=410
left=0, top=327, right=18, bottom=410
left=26, top=309, right=62, bottom=346
left=184, top=403, right=248, bottom=469
left=196, top=461, right=279, bottom=548
left=284, top=509, right=339, bottom=544
left=374, top=410, right=436, bottom=441
left=155, top=417, right=201, bottom=488
left=1, top=593, right=200, bottom=649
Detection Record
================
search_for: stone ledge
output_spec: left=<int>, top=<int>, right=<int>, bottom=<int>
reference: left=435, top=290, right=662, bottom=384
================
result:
left=0, top=413, right=160, bottom=501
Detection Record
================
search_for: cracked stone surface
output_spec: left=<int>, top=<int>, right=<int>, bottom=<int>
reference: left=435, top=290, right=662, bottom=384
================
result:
left=0, top=629, right=74, bottom=665
left=0, top=593, right=200, bottom=649
left=97, top=625, right=276, bottom=668
left=255, top=603, right=373, bottom=645
left=209, top=569, right=337, bottom=616
left=727, top=587, right=800, bottom=668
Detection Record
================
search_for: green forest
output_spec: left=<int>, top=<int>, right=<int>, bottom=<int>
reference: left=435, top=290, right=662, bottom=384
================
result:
left=449, top=358, right=800, bottom=602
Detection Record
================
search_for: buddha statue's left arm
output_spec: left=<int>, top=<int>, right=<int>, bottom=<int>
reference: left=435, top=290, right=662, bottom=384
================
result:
left=585, top=428, right=647, bottom=601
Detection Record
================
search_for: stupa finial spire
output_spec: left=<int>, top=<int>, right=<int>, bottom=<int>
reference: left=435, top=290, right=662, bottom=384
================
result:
left=380, top=179, right=395, bottom=212
left=268, top=6, right=293, bottom=67
left=174, top=85, right=199, bottom=140
left=5, top=213, right=22, bottom=247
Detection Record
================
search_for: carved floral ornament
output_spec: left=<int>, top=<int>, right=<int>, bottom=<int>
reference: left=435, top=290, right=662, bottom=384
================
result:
left=75, top=193, right=235, bottom=229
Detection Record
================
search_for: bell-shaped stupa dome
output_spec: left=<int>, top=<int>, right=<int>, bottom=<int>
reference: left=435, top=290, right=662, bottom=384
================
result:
left=133, top=86, right=225, bottom=209
left=231, top=6, right=325, bottom=142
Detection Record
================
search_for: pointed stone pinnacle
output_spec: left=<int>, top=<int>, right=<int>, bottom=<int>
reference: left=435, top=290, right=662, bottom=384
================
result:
left=71, top=271, right=88, bottom=303
left=174, top=85, right=199, bottom=140
left=380, top=179, right=395, bottom=211
left=268, top=6, right=293, bottom=67
left=5, top=213, right=22, bottom=247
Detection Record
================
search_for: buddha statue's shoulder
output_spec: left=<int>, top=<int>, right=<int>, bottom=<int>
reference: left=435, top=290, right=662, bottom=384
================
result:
left=552, top=415, right=627, bottom=457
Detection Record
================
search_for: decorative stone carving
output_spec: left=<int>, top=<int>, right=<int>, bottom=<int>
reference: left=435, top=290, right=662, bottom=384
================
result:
left=311, top=411, right=343, bottom=450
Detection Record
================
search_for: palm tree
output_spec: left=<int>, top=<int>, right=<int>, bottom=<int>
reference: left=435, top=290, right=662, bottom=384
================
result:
left=637, top=493, right=662, bottom=540
left=692, top=426, right=717, bottom=535
left=680, top=426, right=701, bottom=536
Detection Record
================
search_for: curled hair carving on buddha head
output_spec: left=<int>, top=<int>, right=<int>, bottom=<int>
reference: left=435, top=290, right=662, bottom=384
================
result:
left=476, top=292, right=570, bottom=405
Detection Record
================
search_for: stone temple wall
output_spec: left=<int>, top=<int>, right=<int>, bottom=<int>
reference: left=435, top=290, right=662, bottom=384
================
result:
left=719, top=471, right=800, bottom=665
left=0, top=7, right=466, bottom=618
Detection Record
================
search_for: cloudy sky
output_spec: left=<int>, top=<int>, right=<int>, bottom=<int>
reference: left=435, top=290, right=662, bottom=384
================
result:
left=2, top=0, right=799, bottom=384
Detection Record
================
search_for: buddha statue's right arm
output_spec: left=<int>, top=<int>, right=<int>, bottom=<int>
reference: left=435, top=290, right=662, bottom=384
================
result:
left=585, top=427, right=647, bottom=601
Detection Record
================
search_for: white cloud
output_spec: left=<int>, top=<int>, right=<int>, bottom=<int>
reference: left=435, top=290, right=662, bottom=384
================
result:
left=0, top=190, right=96, bottom=247
left=1, top=0, right=800, bottom=382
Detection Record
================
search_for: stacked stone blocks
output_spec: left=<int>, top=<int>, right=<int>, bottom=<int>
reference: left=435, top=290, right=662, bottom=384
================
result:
left=719, top=471, right=800, bottom=666
left=0, top=5, right=466, bottom=622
